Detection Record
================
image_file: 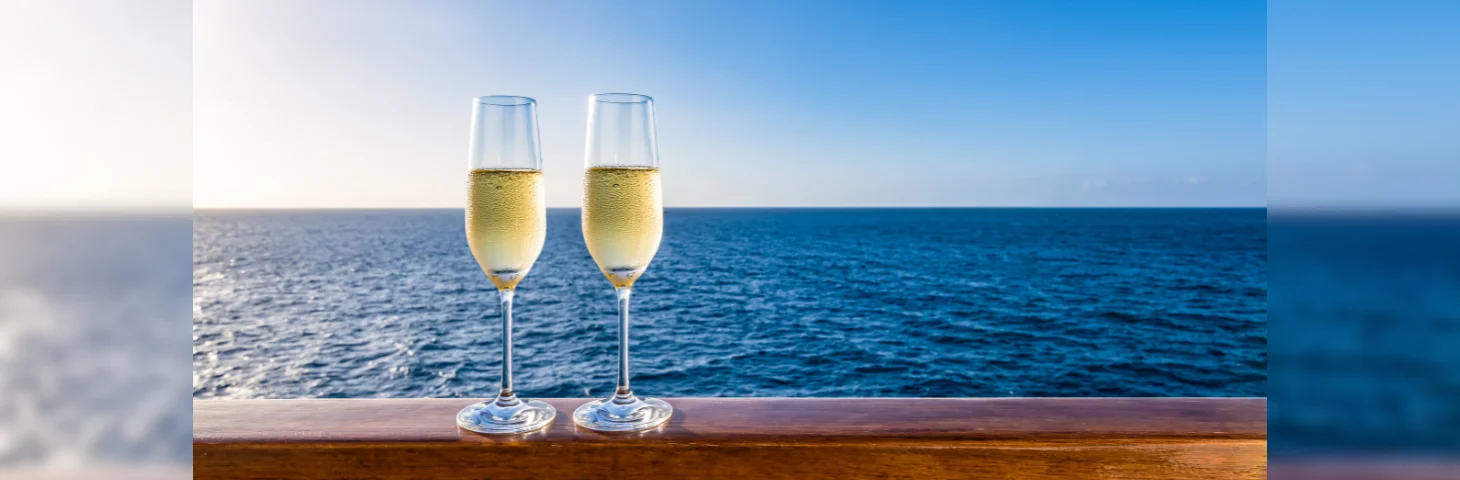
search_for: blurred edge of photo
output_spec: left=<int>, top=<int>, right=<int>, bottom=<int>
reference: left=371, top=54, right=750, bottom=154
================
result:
left=1267, top=0, right=1460, bottom=477
left=0, top=0, right=191, bottom=478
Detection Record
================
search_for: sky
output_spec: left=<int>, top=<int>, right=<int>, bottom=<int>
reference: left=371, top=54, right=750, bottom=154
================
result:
left=0, top=0, right=190, bottom=210
left=1268, top=0, right=1460, bottom=208
left=192, top=0, right=1267, bottom=208
left=6, top=1, right=1457, bottom=209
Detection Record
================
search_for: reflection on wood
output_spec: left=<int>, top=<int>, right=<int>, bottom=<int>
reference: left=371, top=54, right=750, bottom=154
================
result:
left=195, top=397, right=1266, bottom=479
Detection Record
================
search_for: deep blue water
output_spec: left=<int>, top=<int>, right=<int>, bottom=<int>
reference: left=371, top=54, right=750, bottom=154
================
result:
left=20, top=209, right=1460, bottom=469
left=1268, top=213, right=1460, bottom=454
left=192, top=208, right=1267, bottom=399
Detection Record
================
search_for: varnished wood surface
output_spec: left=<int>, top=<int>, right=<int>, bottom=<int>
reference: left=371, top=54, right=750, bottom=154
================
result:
left=195, top=397, right=1267, bottom=479
left=195, top=397, right=1265, bottom=443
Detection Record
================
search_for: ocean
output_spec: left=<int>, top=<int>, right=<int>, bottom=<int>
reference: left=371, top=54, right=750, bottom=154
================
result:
left=0, top=215, right=191, bottom=472
left=11, top=208, right=1460, bottom=470
left=191, top=208, right=1267, bottom=399
left=1268, top=212, right=1460, bottom=453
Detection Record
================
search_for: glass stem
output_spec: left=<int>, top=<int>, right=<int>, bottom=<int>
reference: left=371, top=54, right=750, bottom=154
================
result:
left=496, top=288, right=519, bottom=407
left=613, top=286, right=635, bottom=403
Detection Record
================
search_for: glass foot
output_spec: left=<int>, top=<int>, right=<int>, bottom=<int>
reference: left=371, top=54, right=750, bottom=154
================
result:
left=573, top=395, right=673, bottom=432
left=456, top=397, right=556, bottom=434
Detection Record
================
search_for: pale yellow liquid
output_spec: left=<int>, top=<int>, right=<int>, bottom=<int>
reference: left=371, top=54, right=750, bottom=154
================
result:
left=582, top=166, right=663, bottom=288
left=466, top=169, right=546, bottom=289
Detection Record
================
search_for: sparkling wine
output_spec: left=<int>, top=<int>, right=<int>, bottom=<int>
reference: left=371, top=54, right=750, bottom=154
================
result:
left=582, top=166, right=663, bottom=288
left=466, top=169, right=546, bottom=289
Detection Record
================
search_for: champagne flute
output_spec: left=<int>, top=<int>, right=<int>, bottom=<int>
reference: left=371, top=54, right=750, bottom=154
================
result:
left=573, top=93, right=672, bottom=432
left=456, top=96, right=555, bottom=434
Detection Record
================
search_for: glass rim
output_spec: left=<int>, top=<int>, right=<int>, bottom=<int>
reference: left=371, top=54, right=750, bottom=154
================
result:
left=474, top=95, right=536, bottom=106
left=591, top=93, right=653, bottom=104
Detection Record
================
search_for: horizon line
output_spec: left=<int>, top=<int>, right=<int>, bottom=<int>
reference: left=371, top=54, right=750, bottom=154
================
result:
left=193, top=205, right=1269, bottom=212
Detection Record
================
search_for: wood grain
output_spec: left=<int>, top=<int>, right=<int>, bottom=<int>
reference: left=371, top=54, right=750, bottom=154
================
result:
left=195, top=397, right=1266, bottom=479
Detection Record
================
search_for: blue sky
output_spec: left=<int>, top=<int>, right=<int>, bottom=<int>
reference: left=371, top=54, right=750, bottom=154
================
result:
left=1269, top=0, right=1460, bottom=208
left=194, top=0, right=1266, bottom=208
left=8, top=1, right=1457, bottom=210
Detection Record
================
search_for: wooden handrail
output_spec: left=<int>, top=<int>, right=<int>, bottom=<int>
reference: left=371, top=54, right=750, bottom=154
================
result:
left=195, top=397, right=1266, bottom=479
